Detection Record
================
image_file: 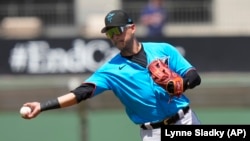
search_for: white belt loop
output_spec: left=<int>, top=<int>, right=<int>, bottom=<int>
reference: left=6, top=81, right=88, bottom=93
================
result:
left=178, top=108, right=185, bottom=118
left=144, top=122, right=153, bottom=130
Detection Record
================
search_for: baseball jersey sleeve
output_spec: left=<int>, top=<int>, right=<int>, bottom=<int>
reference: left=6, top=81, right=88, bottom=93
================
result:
left=84, top=71, right=111, bottom=97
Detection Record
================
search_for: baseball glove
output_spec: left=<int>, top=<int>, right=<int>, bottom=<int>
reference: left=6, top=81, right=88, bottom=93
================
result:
left=148, top=59, right=184, bottom=96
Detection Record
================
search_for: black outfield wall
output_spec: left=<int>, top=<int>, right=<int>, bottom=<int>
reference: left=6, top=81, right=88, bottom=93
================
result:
left=0, top=36, right=249, bottom=74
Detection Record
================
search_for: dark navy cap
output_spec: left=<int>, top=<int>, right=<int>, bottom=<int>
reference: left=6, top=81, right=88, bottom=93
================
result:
left=101, top=10, right=133, bottom=33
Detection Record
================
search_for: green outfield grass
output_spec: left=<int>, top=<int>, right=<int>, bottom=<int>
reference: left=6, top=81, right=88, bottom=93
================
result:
left=1, top=107, right=250, bottom=141
left=0, top=72, right=249, bottom=141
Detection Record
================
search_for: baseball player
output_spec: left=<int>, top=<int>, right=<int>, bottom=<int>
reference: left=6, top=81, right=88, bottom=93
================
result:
left=21, top=10, right=201, bottom=141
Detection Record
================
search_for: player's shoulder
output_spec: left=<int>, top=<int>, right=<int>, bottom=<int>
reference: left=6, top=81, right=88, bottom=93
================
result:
left=142, top=42, right=175, bottom=52
left=97, top=53, right=124, bottom=71
left=142, top=42, right=173, bottom=48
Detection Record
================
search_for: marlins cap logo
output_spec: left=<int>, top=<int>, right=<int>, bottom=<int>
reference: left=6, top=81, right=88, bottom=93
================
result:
left=128, top=18, right=132, bottom=23
left=107, top=13, right=115, bottom=23
left=159, top=56, right=170, bottom=65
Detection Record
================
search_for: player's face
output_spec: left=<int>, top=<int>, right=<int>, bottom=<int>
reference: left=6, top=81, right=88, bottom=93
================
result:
left=105, top=24, right=132, bottom=39
left=106, top=24, right=134, bottom=51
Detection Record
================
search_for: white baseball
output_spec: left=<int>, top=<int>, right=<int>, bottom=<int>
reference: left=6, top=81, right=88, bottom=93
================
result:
left=20, top=106, right=32, bottom=116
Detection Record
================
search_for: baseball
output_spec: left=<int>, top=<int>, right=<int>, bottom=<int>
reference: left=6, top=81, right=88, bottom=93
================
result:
left=20, top=106, right=31, bottom=116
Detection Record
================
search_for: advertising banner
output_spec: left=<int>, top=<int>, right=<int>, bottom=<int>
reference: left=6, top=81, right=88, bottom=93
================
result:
left=0, top=37, right=249, bottom=74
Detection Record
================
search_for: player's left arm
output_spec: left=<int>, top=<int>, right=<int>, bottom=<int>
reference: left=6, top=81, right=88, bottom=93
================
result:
left=163, top=44, right=201, bottom=93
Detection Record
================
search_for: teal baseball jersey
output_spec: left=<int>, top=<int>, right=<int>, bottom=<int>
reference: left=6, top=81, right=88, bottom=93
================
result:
left=84, top=42, right=194, bottom=124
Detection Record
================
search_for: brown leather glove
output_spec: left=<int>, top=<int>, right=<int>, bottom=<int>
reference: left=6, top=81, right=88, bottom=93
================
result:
left=148, top=59, right=184, bottom=96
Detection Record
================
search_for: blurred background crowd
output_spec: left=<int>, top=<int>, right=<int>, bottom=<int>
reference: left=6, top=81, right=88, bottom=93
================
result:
left=0, top=0, right=249, bottom=39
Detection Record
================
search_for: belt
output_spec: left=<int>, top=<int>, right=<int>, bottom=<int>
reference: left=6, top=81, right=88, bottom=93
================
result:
left=140, top=106, right=190, bottom=130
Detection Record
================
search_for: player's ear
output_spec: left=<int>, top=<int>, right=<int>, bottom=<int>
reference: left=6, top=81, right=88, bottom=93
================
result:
left=130, top=24, right=136, bottom=33
left=130, top=24, right=135, bottom=30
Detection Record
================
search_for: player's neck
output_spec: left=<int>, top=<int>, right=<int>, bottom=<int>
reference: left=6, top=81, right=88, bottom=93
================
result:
left=121, top=40, right=141, bottom=57
left=134, top=42, right=142, bottom=54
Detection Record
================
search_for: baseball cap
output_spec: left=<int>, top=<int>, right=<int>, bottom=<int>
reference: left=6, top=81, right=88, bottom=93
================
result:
left=101, top=10, right=134, bottom=33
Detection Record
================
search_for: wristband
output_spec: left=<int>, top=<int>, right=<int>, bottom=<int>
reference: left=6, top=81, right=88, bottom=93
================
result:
left=40, top=99, right=60, bottom=112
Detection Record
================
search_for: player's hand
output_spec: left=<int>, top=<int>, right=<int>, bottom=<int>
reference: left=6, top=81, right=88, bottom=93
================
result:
left=21, top=102, right=41, bottom=119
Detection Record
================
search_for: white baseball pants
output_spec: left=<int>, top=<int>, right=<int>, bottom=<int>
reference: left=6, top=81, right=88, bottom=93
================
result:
left=140, top=109, right=201, bottom=141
